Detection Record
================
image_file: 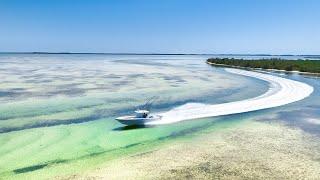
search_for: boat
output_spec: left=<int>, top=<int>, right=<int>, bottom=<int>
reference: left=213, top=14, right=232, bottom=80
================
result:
left=116, top=110, right=162, bottom=126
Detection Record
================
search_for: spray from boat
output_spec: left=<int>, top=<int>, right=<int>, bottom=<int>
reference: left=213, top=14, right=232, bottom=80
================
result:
left=115, top=68, right=313, bottom=127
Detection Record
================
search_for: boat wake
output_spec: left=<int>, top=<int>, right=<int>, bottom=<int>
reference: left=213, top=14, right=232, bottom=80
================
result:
left=148, top=68, right=313, bottom=125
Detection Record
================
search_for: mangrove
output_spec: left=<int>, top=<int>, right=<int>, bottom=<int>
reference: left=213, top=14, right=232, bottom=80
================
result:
left=207, top=58, right=320, bottom=73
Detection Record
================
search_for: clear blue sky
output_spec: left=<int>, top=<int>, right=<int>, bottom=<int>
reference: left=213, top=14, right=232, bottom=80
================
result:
left=1, top=0, right=319, bottom=54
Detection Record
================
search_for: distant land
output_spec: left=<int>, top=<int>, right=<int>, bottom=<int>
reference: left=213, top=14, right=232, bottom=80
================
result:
left=207, top=58, right=320, bottom=74
left=0, top=52, right=320, bottom=57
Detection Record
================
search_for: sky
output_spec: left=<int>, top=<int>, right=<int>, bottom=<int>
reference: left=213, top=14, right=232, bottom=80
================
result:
left=0, top=0, right=320, bottom=54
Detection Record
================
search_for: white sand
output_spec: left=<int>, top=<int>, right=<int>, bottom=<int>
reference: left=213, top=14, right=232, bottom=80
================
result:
left=68, top=121, right=320, bottom=180
left=150, top=68, right=314, bottom=125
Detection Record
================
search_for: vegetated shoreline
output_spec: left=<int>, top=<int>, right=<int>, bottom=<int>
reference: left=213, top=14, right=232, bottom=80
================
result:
left=207, top=58, right=320, bottom=76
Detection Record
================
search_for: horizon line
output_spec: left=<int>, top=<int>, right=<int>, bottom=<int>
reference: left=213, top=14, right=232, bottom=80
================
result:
left=0, top=52, right=319, bottom=56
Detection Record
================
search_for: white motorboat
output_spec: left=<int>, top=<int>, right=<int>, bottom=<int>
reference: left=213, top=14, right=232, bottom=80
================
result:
left=116, top=110, right=162, bottom=126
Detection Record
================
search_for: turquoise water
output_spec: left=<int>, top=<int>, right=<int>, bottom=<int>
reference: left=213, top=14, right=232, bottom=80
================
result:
left=0, top=54, right=319, bottom=179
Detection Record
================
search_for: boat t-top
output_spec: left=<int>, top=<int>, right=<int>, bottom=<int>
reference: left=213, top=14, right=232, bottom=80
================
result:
left=116, top=109, right=162, bottom=126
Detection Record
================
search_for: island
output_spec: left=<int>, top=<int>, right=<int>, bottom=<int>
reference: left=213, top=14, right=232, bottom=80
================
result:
left=207, top=58, right=320, bottom=74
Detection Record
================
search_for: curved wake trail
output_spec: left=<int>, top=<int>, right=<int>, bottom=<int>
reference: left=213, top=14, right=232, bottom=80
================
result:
left=148, top=68, right=313, bottom=125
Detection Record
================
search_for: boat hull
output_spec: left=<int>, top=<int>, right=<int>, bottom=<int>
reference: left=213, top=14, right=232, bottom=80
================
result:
left=116, top=115, right=162, bottom=126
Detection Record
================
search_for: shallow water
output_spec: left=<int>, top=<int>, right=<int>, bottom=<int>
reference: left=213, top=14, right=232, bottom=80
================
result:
left=0, top=54, right=319, bottom=179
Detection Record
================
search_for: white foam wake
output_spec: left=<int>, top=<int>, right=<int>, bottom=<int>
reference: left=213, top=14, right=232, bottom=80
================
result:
left=148, top=68, right=313, bottom=125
